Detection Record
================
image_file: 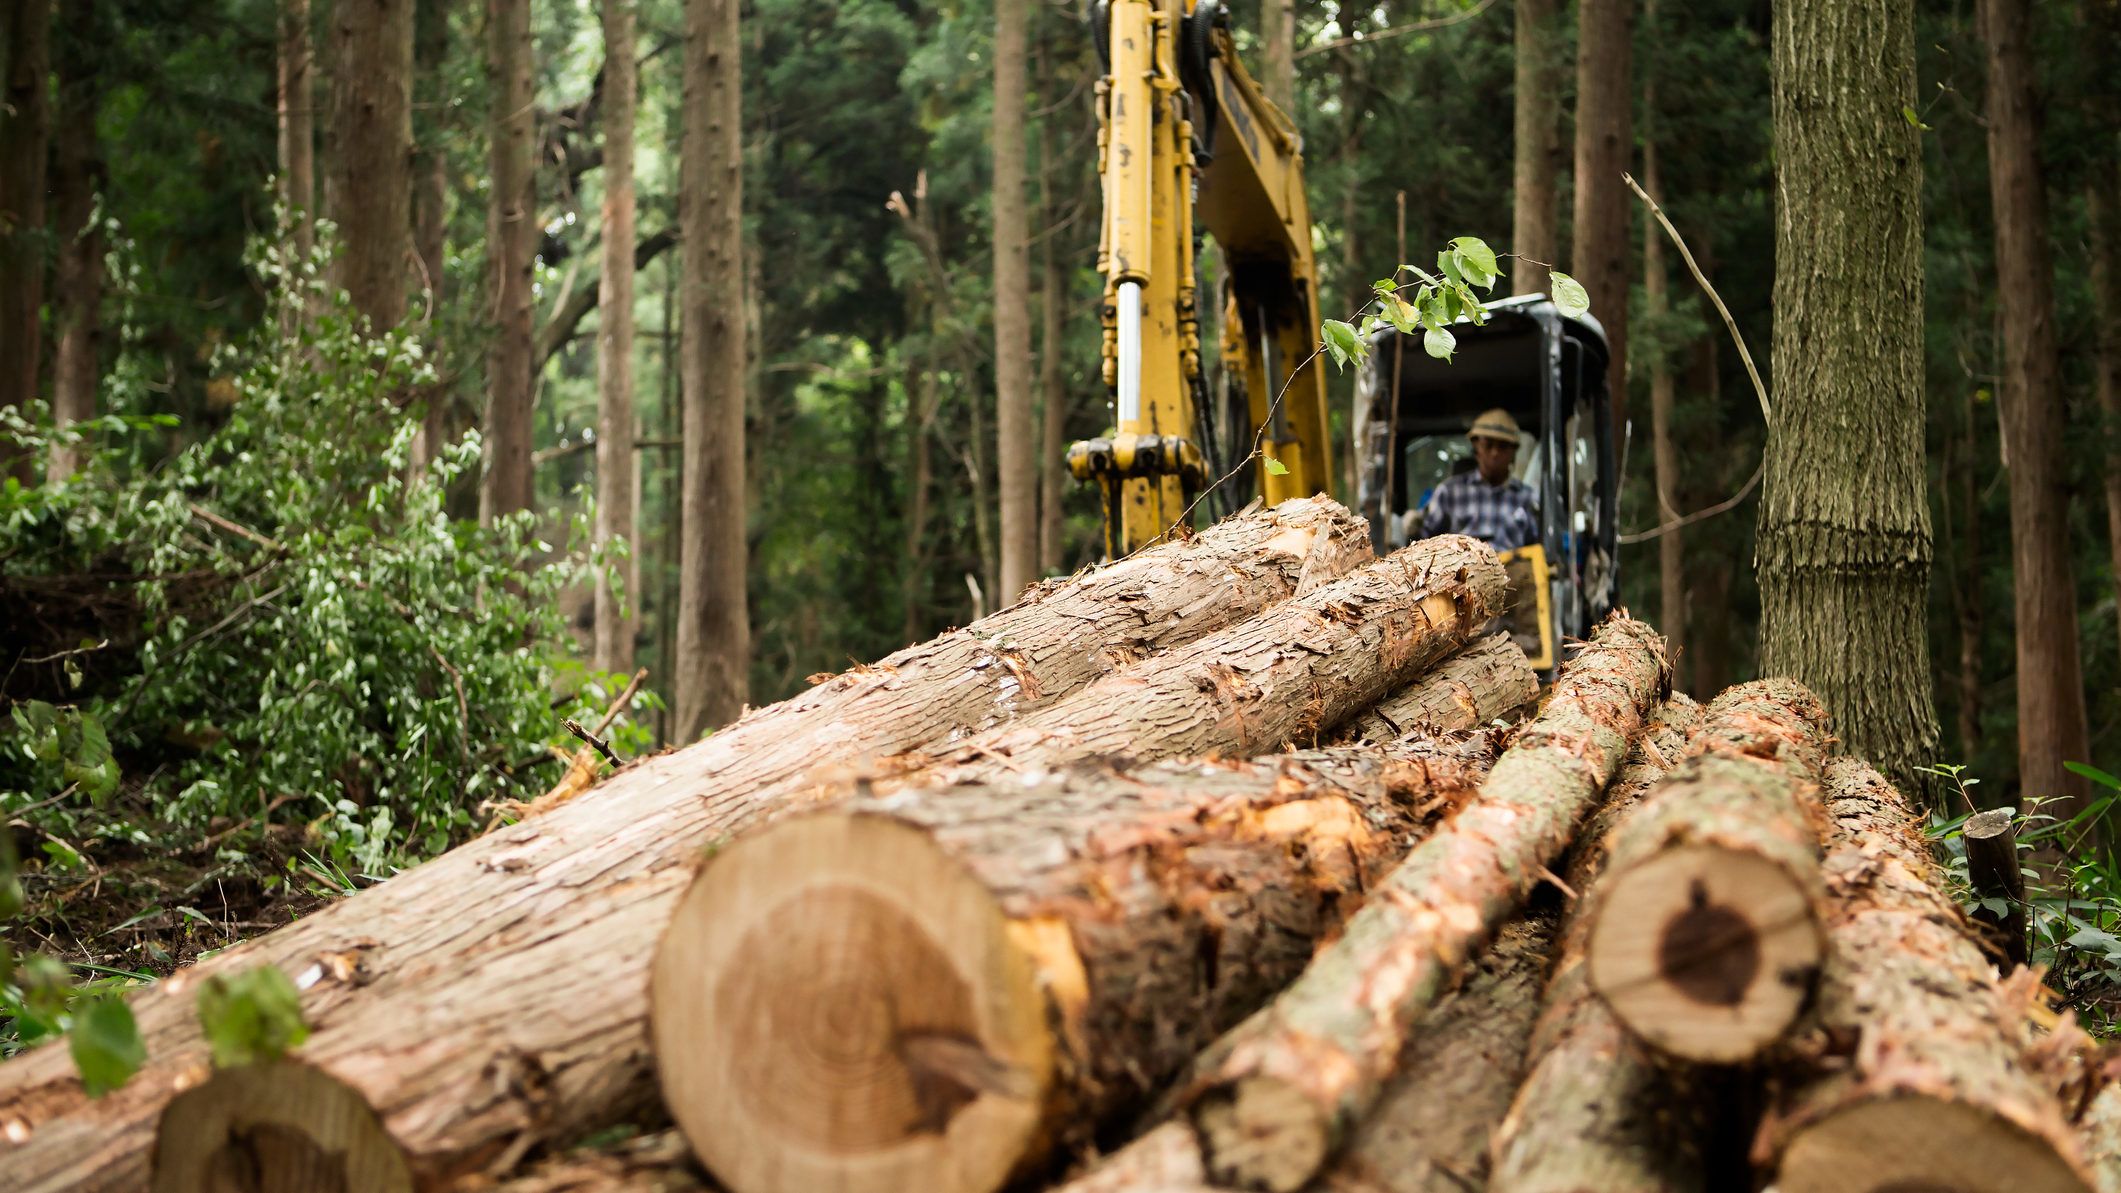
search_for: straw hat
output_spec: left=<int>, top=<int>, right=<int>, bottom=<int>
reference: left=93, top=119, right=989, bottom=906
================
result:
left=1469, top=408, right=1522, bottom=445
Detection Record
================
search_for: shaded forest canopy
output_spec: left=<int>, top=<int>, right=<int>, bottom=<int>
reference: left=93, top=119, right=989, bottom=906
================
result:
left=0, top=0, right=2116, bottom=976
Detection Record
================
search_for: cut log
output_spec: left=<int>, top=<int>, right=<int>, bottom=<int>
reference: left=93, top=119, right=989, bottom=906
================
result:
left=1487, top=695, right=1709, bottom=1193
left=1161, top=615, right=1672, bottom=1193
left=1964, top=806, right=2029, bottom=968
left=650, top=734, right=1504, bottom=1193
left=1757, top=757, right=2094, bottom=1193
left=0, top=498, right=1371, bottom=1193
left=1047, top=913, right=1558, bottom=1193
left=150, top=1061, right=410, bottom=1193
left=1336, top=633, right=1539, bottom=741
left=895, top=536, right=1510, bottom=786
left=1585, top=678, right=1832, bottom=1062
left=490, top=1130, right=708, bottom=1193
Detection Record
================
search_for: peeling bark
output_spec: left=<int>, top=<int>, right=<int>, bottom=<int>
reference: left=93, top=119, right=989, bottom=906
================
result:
left=1336, top=634, right=1538, bottom=742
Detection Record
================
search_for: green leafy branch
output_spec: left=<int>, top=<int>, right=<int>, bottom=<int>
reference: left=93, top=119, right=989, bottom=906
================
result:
left=1317, top=236, right=1589, bottom=372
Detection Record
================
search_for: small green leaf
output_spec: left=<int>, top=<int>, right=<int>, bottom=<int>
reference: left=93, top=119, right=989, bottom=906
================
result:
left=1437, top=250, right=1465, bottom=287
left=1450, top=236, right=1500, bottom=287
left=1264, top=457, right=1290, bottom=477
left=1424, top=326, right=1456, bottom=361
left=1320, top=318, right=1361, bottom=371
left=1901, top=105, right=1931, bottom=131
left=197, top=965, right=310, bottom=1068
left=2065, top=761, right=2121, bottom=793
left=1549, top=271, right=1590, bottom=317
left=70, top=997, right=146, bottom=1097
left=1372, top=278, right=1398, bottom=293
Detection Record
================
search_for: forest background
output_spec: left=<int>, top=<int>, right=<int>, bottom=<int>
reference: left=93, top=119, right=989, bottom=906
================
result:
left=0, top=0, right=2118, bottom=1024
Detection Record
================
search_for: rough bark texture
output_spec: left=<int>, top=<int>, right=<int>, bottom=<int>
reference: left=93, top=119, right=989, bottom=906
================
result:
left=994, top=0, right=1035, bottom=601
left=1760, top=0, right=1938, bottom=795
left=673, top=0, right=750, bottom=738
left=1964, top=807, right=2028, bottom=968
left=0, top=500, right=1370, bottom=1192
left=655, top=737, right=1502, bottom=1193
left=492, top=1130, right=709, bottom=1192
left=2089, top=175, right=2121, bottom=677
left=0, top=0, right=51, bottom=465
left=1978, top=0, right=2091, bottom=824
left=328, top=0, right=413, bottom=329
left=1488, top=695, right=1709, bottom=1193
left=1167, top=616, right=1673, bottom=1193
left=2082, top=1080, right=2121, bottom=1193
left=1571, top=0, right=1631, bottom=411
left=278, top=0, right=316, bottom=260
left=1336, top=633, right=1538, bottom=742
left=1510, top=0, right=1561, bottom=294
left=1756, top=758, right=2095, bottom=1193
left=1584, top=679, right=1832, bottom=1062
left=46, top=20, right=103, bottom=486
left=902, top=537, right=1509, bottom=789
left=595, top=0, right=639, bottom=675
left=481, top=0, right=536, bottom=521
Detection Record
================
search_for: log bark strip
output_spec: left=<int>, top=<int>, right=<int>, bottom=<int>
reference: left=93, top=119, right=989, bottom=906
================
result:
left=901, top=536, right=1509, bottom=788
left=1586, top=678, right=1832, bottom=1062
left=1964, top=806, right=2029, bottom=968
left=653, top=736, right=1504, bottom=1193
left=1488, top=695, right=1709, bottom=1193
left=1337, top=633, right=1538, bottom=741
left=1758, top=757, right=2094, bottom=1193
left=1164, top=616, right=1672, bottom=1193
left=0, top=499, right=1370, bottom=1192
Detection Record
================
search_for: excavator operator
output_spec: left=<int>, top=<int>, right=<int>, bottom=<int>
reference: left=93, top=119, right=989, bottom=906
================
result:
left=1419, top=408, right=1539, bottom=553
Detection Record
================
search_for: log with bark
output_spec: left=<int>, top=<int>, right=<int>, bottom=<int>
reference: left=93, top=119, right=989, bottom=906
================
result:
left=1487, top=695, right=1708, bottom=1193
left=1585, top=678, right=1832, bottom=1062
left=1756, top=757, right=2094, bottom=1193
left=649, top=734, right=1504, bottom=1193
left=0, top=498, right=1372, bottom=1193
left=1964, top=805, right=2030, bottom=968
left=1098, top=615, right=1670, bottom=1193
left=1335, top=632, right=1538, bottom=741
left=2080, top=1077, right=2121, bottom=1193
left=891, top=536, right=1510, bottom=787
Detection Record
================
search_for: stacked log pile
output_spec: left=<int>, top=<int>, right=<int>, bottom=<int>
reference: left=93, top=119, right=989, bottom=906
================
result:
left=2, top=495, right=2118, bottom=1193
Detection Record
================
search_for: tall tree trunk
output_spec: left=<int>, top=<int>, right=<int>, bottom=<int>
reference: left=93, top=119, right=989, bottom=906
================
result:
left=278, top=0, right=316, bottom=259
left=1978, top=0, right=2092, bottom=824
left=1038, top=223, right=1068, bottom=576
left=1261, top=0, right=1294, bottom=111
left=46, top=13, right=102, bottom=486
left=2089, top=177, right=2121, bottom=675
left=903, top=359, right=935, bottom=643
left=1954, top=379, right=1985, bottom=760
left=480, top=0, right=536, bottom=521
left=1571, top=0, right=1632, bottom=417
left=595, top=0, right=639, bottom=675
left=1760, top=0, right=1937, bottom=793
left=1511, top=0, right=1562, bottom=291
left=409, top=0, right=451, bottom=471
left=0, top=0, right=51, bottom=480
left=328, top=0, right=413, bottom=329
left=1641, top=8, right=1683, bottom=664
left=994, top=0, right=1035, bottom=601
left=673, top=0, right=749, bottom=739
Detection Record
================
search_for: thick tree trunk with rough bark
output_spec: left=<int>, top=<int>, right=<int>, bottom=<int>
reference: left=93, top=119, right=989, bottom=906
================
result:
left=654, top=738, right=1502, bottom=1193
left=1145, top=617, right=1671, bottom=1193
left=1337, top=633, right=1537, bottom=741
left=278, top=0, right=315, bottom=260
left=1977, top=0, right=2091, bottom=825
left=1511, top=0, right=1562, bottom=292
left=0, top=501, right=1371, bottom=1193
left=481, top=0, right=536, bottom=521
left=595, top=0, right=639, bottom=675
left=46, top=20, right=103, bottom=485
left=0, top=0, right=51, bottom=474
left=328, top=0, right=413, bottom=329
left=1571, top=0, right=1631, bottom=411
left=672, top=0, right=750, bottom=738
left=903, top=537, right=1508, bottom=788
left=1759, top=0, right=1938, bottom=795
left=1585, top=679, right=1832, bottom=1062
left=1756, top=758, right=2094, bottom=1193
left=994, top=0, right=1035, bottom=601
left=1489, top=695, right=1708, bottom=1193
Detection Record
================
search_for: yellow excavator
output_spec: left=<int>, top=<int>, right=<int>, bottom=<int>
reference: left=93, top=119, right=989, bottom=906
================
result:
left=1066, top=0, right=1333, bottom=558
left=1068, top=0, right=1620, bottom=672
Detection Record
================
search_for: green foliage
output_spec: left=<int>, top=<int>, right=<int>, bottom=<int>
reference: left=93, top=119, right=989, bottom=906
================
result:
left=67, top=997, right=147, bottom=1097
left=1322, top=237, right=1581, bottom=372
left=197, top=966, right=308, bottom=1068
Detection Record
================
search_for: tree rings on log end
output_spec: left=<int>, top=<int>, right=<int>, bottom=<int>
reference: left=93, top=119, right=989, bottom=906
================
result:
left=650, top=814, right=1051, bottom=1193
left=1775, top=1096, right=2093, bottom=1193
left=1190, top=1077, right=1329, bottom=1193
left=1588, top=845, right=1822, bottom=1061
left=151, top=1060, right=411, bottom=1193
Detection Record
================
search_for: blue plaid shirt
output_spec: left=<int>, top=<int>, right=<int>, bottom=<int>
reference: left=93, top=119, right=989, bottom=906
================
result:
left=1422, top=471, right=1540, bottom=553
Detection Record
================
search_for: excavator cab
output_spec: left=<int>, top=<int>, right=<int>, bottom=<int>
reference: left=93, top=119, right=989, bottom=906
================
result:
left=1352, top=293, right=1618, bottom=673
